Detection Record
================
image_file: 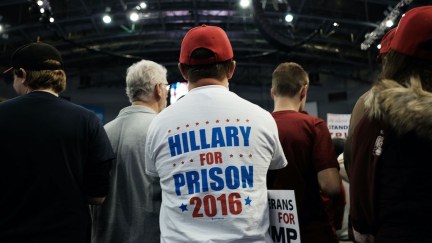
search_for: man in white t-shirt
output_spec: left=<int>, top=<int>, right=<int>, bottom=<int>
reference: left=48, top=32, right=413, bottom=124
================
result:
left=145, top=24, right=288, bottom=243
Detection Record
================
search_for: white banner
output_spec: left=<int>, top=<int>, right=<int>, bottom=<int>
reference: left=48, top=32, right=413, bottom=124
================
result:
left=326, top=113, right=351, bottom=138
left=268, top=190, right=301, bottom=243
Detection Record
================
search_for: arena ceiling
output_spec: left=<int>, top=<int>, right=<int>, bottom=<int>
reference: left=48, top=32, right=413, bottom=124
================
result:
left=0, top=0, right=429, bottom=87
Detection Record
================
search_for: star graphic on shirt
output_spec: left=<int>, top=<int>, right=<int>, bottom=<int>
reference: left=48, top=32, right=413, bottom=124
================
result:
left=249, top=154, right=253, bottom=158
left=216, top=120, right=220, bottom=123
left=230, top=154, right=233, bottom=158
left=189, top=159, right=193, bottom=162
left=206, top=121, right=209, bottom=124
left=245, top=197, right=252, bottom=206
left=239, top=154, right=243, bottom=158
left=186, top=124, right=189, bottom=128
left=226, top=119, right=230, bottom=122
left=179, top=203, right=188, bottom=212
left=195, top=122, right=199, bottom=126
left=236, top=118, right=240, bottom=122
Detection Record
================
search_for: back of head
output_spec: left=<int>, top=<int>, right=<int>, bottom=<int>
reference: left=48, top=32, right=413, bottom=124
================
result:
left=5, top=42, right=66, bottom=93
left=381, top=6, right=432, bottom=90
left=272, top=62, right=309, bottom=97
left=126, top=59, right=167, bottom=103
left=179, top=25, right=234, bottom=82
left=332, top=137, right=346, bottom=156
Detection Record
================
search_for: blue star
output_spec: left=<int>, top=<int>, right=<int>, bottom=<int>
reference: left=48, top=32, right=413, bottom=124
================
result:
left=179, top=203, right=188, bottom=212
left=245, top=196, right=252, bottom=206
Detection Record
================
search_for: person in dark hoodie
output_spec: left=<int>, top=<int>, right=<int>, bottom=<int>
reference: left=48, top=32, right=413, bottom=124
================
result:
left=348, top=6, right=432, bottom=243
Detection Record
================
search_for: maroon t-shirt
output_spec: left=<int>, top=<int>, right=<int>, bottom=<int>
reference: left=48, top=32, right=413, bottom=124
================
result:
left=268, top=110, right=339, bottom=243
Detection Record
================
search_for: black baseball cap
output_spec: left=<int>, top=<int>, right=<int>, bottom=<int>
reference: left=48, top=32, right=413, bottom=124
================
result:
left=3, top=42, right=63, bottom=74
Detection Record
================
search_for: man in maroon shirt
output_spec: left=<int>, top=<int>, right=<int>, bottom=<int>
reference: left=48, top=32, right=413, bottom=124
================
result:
left=268, top=62, right=342, bottom=243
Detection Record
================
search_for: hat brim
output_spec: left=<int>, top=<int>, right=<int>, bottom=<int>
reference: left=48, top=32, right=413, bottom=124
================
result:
left=3, top=67, right=13, bottom=74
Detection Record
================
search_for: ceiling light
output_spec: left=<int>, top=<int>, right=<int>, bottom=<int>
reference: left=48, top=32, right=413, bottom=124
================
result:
left=0, top=24, right=3, bottom=32
left=385, top=20, right=394, bottom=27
left=37, top=0, right=44, bottom=6
left=40, top=8, right=45, bottom=14
left=377, top=44, right=382, bottom=49
left=140, top=2, right=147, bottom=9
left=129, top=12, right=139, bottom=22
left=240, top=0, right=250, bottom=8
left=49, top=17, right=54, bottom=23
left=333, top=22, right=339, bottom=27
left=285, top=14, right=293, bottom=23
left=102, top=14, right=112, bottom=24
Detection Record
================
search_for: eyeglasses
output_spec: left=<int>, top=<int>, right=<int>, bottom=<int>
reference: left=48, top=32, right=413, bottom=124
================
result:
left=158, top=82, right=170, bottom=91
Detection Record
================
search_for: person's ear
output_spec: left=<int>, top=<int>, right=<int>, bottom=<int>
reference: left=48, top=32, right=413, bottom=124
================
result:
left=270, top=87, right=275, bottom=100
left=178, top=63, right=188, bottom=81
left=154, top=83, right=163, bottom=101
left=227, top=60, right=236, bottom=79
left=21, top=69, right=27, bottom=83
left=300, top=84, right=308, bottom=100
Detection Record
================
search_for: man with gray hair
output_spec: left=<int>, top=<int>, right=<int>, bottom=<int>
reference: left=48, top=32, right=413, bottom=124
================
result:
left=91, top=60, right=169, bottom=243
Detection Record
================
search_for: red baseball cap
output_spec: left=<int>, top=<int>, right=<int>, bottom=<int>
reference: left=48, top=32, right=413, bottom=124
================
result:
left=390, top=6, right=432, bottom=59
left=179, top=24, right=233, bottom=65
left=377, top=28, right=395, bottom=62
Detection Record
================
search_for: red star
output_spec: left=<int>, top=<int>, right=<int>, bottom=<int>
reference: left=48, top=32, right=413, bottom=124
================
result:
left=181, top=161, right=185, bottom=164
left=190, top=159, right=194, bottom=162
left=216, top=120, right=220, bottom=123
left=186, top=124, right=189, bottom=128
left=226, top=119, right=230, bottom=122
left=240, top=154, right=243, bottom=158
left=195, top=122, right=199, bottom=126
left=176, top=127, right=180, bottom=130
left=246, top=119, right=249, bottom=122
left=249, top=154, right=253, bottom=158
left=206, top=121, right=209, bottom=124
left=173, top=164, right=176, bottom=167
left=236, top=119, right=240, bottom=122
left=230, top=154, right=234, bottom=158
left=168, top=129, right=172, bottom=133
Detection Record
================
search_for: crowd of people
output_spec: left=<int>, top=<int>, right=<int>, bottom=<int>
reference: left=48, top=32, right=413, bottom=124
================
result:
left=0, top=5, right=431, bottom=243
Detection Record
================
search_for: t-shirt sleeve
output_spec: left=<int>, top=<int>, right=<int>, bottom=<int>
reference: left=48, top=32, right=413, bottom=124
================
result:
left=84, top=113, right=115, bottom=197
left=313, top=119, right=340, bottom=172
left=145, top=120, right=159, bottom=177
left=268, top=117, right=288, bottom=170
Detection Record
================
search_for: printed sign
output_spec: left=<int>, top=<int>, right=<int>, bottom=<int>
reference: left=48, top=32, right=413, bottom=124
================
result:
left=268, top=190, right=301, bottom=243
left=327, top=113, right=351, bottom=138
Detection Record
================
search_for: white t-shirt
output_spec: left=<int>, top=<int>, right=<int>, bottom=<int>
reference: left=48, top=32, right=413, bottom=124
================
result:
left=145, top=85, right=287, bottom=243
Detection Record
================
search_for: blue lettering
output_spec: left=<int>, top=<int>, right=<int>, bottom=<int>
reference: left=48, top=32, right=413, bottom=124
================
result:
left=181, top=132, right=190, bottom=153
left=173, top=174, right=185, bottom=196
left=168, top=135, right=182, bottom=156
left=201, top=169, right=209, bottom=192
left=225, top=126, right=239, bottom=146
left=199, top=129, right=211, bottom=149
left=211, top=127, right=226, bottom=148
left=241, top=165, right=254, bottom=188
left=240, top=126, right=251, bottom=146
left=186, top=171, right=200, bottom=194
left=209, top=167, right=224, bottom=191
left=189, top=131, right=200, bottom=151
left=226, top=166, right=240, bottom=189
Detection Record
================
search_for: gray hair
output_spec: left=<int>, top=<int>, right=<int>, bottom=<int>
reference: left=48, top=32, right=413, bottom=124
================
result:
left=125, top=60, right=167, bottom=103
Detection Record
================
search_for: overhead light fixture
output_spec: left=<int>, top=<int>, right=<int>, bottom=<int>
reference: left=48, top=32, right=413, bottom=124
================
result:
left=129, top=12, right=139, bottom=22
left=29, top=0, right=55, bottom=24
left=361, top=0, right=413, bottom=50
left=385, top=20, right=394, bottom=27
left=102, top=14, right=112, bottom=24
left=240, top=0, right=251, bottom=8
left=140, top=2, right=147, bottom=9
left=284, top=14, right=293, bottom=22
left=0, top=24, right=3, bottom=32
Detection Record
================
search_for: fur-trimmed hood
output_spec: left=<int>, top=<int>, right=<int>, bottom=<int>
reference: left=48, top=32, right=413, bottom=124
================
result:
left=364, top=77, right=432, bottom=139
